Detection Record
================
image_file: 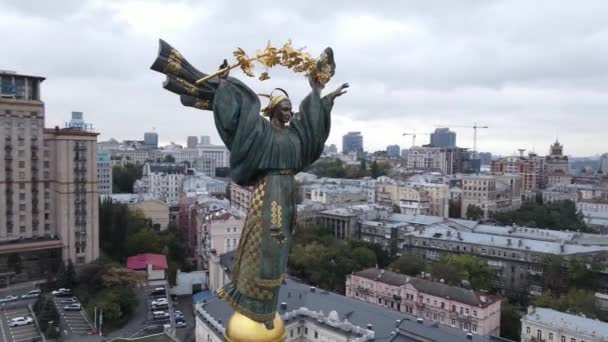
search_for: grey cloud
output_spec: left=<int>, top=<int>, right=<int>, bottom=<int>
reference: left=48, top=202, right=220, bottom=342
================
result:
left=2, top=0, right=608, bottom=155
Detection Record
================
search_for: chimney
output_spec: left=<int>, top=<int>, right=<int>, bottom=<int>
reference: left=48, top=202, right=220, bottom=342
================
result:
left=280, top=302, right=287, bottom=310
left=310, top=286, right=316, bottom=293
left=367, top=324, right=373, bottom=330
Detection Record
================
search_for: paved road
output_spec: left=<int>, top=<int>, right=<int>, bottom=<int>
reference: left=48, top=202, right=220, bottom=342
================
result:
left=174, top=296, right=195, bottom=342
left=52, top=296, right=95, bottom=337
left=0, top=305, right=43, bottom=342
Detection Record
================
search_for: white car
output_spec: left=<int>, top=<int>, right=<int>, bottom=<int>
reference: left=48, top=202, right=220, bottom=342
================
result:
left=21, top=289, right=41, bottom=299
left=152, top=298, right=168, bottom=306
left=153, top=311, right=170, bottom=320
left=52, top=288, right=71, bottom=296
left=0, top=295, right=19, bottom=303
left=9, top=317, right=33, bottom=327
left=175, top=321, right=187, bottom=328
left=62, top=297, right=78, bottom=304
left=64, top=303, right=81, bottom=311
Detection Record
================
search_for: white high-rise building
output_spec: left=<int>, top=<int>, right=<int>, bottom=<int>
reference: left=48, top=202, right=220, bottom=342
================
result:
left=198, top=144, right=230, bottom=168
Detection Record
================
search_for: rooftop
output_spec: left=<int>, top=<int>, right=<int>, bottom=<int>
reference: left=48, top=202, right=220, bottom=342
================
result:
left=352, top=268, right=499, bottom=308
left=196, top=277, right=500, bottom=341
left=126, top=253, right=168, bottom=270
left=523, top=307, right=608, bottom=340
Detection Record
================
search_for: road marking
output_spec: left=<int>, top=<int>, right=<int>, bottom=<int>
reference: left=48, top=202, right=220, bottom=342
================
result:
left=0, top=311, right=8, bottom=342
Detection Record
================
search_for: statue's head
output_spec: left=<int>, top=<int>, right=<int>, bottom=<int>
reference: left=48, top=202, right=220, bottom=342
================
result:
left=262, top=88, right=292, bottom=126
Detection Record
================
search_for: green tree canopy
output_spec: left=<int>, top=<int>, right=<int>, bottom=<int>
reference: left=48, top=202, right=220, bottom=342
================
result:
left=466, top=204, right=484, bottom=221
left=490, top=200, right=590, bottom=232
left=112, top=164, right=143, bottom=193
left=388, top=253, right=426, bottom=276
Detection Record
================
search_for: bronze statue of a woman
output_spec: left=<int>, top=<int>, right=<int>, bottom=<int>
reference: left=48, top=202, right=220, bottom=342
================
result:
left=151, top=40, right=348, bottom=341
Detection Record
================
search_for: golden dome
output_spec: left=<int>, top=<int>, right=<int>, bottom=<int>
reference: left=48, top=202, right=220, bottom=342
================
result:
left=224, top=312, right=286, bottom=342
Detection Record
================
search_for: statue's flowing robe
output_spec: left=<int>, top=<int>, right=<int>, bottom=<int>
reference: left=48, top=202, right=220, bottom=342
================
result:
left=214, top=77, right=333, bottom=322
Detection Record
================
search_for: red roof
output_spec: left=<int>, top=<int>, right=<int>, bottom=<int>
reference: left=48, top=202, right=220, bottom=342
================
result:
left=126, top=253, right=168, bottom=270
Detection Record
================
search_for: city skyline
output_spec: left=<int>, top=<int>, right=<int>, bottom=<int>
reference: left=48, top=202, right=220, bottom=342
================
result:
left=2, top=1, right=608, bottom=156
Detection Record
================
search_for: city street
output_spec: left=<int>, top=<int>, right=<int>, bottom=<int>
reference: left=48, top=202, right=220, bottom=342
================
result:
left=0, top=306, right=43, bottom=342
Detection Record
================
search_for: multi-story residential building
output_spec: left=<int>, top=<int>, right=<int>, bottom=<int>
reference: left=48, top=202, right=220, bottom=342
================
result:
left=199, top=135, right=211, bottom=145
left=521, top=306, right=608, bottom=342
left=96, top=152, right=112, bottom=196
left=342, top=131, right=363, bottom=154
left=192, top=157, right=216, bottom=177
left=346, top=268, right=502, bottom=336
left=578, top=198, right=608, bottom=229
left=198, top=144, right=230, bottom=168
left=404, top=146, right=471, bottom=175
left=430, top=127, right=456, bottom=147
left=491, top=154, right=539, bottom=194
left=198, top=210, right=244, bottom=277
left=378, top=182, right=449, bottom=218
left=182, top=172, right=227, bottom=195
left=143, top=131, right=158, bottom=149
left=229, top=181, right=252, bottom=213
left=403, top=223, right=608, bottom=296
left=187, top=136, right=198, bottom=149
left=197, top=267, right=505, bottom=342
left=309, top=184, right=368, bottom=207
left=0, top=70, right=100, bottom=286
left=134, top=163, right=187, bottom=204
left=386, top=144, right=401, bottom=158
left=460, top=174, right=521, bottom=219
left=545, top=140, right=570, bottom=187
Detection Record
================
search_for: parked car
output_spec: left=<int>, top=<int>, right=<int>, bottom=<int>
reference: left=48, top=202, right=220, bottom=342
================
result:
left=21, top=289, right=41, bottom=299
left=9, top=317, right=33, bottom=327
left=153, top=311, right=169, bottom=320
left=0, top=295, right=19, bottom=303
left=52, top=288, right=70, bottom=296
left=175, top=314, right=185, bottom=322
left=152, top=298, right=168, bottom=306
left=151, top=287, right=166, bottom=296
left=152, top=303, right=168, bottom=310
left=64, top=303, right=81, bottom=311
left=175, top=321, right=187, bottom=328
left=174, top=310, right=183, bottom=316
left=62, top=297, right=79, bottom=304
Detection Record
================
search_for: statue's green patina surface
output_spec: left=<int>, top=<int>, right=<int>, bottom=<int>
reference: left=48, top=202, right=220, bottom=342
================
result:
left=151, top=40, right=347, bottom=325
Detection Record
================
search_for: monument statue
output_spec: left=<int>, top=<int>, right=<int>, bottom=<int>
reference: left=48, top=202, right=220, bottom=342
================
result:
left=151, top=39, right=348, bottom=341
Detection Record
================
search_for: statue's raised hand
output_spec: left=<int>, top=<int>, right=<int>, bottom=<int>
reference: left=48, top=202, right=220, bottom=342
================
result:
left=328, top=83, right=349, bottom=101
left=218, top=59, right=229, bottom=79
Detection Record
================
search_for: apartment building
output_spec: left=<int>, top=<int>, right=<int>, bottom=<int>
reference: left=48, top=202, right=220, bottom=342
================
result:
left=0, top=70, right=99, bottom=285
left=521, top=306, right=608, bottom=342
left=346, top=268, right=502, bottom=336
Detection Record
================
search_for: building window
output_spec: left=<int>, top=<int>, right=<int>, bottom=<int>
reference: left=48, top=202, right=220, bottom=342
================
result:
left=19, top=193, right=25, bottom=200
left=290, top=330, right=293, bottom=338
left=570, top=339, right=575, bottom=342
left=561, top=336, right=565, bottom=342
left=297, top=327, right=300, bottom=334
left=537, top=330, right=542, bottom=340
left=314, top=331, right=318, bottom=339
left=472, top=324, right=477, bottom=332
left=473, top=310, right=477, bottom=317
left=549, top=333, right=553, bottom=341
left=526, top=326, right=530, bottom=334
left=226, top=228, right=230, bottom=233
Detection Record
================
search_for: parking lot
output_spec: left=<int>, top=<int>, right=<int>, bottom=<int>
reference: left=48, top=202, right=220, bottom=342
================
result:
left=0, top=306, right=43, bottom=342
left=143, top=285, right=172, bottom=325
left=52, top=296, right=94, bottom=336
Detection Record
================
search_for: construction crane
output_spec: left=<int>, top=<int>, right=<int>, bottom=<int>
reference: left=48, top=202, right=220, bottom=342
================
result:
left=402, top=132, right=417, bottom=147
left=435, top=123, right=488, bottom=157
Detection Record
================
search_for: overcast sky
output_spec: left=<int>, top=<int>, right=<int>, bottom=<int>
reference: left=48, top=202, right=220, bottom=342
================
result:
left=2, top=0, right=608, bottom=156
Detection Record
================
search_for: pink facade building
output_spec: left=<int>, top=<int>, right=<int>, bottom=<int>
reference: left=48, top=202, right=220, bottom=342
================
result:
left=346, top=268, right=502, bottom=336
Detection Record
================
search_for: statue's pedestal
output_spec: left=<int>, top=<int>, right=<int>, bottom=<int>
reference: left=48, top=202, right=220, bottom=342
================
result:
left=224, top=312, right=286, bottom=342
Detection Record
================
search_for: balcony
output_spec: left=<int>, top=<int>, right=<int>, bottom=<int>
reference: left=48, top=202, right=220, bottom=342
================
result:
left=31, top=154, right=38, bottom=160
left=4, top=145, right=12, bottom=151
left=30, top=145, right=38, bottom=151
left=75, top=230, right=87, bottom=236
left=4, top=155, right=12, bottom=161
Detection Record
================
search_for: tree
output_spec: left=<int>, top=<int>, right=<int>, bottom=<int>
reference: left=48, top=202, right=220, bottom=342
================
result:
left=163, top=154, right=176, bottom=163
left=430, top=254, right=494, bottom=290
left=389, top=253, right=425, bottom=276
left=489, top=200, right=590, bottom=232
left=465, top=204, right=484, bottom=221
left=542, top=255, right=567, bottom=295
left=112, top=164, right=143, bottom=193
left=370, top=161, right=380, bottom=178
left=35, top=294, right=60, bottom=337
left=500, top=302, right=522, bottom=340
left=126, top=227, right=163, bottom=256
left=55, top=261, right=67, bottom=289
